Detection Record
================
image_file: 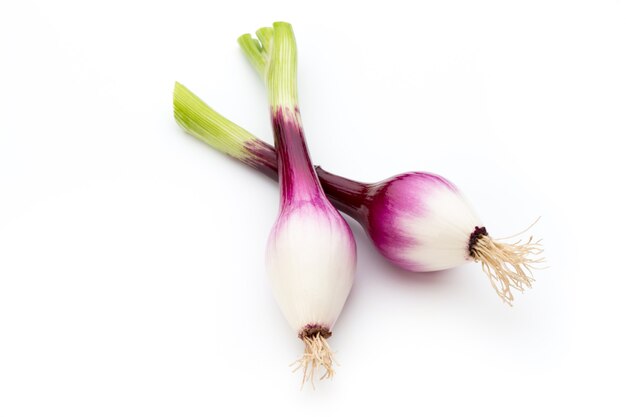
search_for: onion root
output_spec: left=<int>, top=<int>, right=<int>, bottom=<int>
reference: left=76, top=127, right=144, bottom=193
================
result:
left=472, top=234, right=544, bottom=305
left=291, top=333, right=336, bottom=388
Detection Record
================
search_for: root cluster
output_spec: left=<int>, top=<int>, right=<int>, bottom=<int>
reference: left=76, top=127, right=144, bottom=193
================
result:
left=472, top=234, right=544, bottom=305
left=291, top=333, right=335, bottom=388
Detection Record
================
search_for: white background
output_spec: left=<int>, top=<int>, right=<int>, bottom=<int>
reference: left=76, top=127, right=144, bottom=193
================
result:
left=1, top=1, right=625, bottom=415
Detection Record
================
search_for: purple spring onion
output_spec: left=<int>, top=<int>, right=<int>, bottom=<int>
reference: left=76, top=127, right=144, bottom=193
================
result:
left=174, top=77, right=543, bottom=306
left=233, top=23, right=355, bottom=383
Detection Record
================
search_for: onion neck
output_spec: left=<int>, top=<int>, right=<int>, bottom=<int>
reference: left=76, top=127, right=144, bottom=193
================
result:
left=272, top=107, right=323, bottom=205
left=315, top=167, right=370, bottom=221
left=242, top=139, right=371, bottom=220
left=265, top=22, right=324, bottom=207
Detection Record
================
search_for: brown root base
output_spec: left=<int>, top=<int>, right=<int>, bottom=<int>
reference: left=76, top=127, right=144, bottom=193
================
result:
left=298, top=324, right=332, bottom=340
left=468, top=226, right=489, bottom=257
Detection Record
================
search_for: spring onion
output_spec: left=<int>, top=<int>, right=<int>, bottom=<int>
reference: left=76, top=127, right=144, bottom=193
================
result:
left=229, top=23, right=355, bottom=383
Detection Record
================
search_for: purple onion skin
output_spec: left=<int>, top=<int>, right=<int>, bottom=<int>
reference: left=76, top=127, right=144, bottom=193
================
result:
left=271, top=107, right=328, bottom=211
left=243, top=138, right=463, bottom=271
left=268, top=107, right=350, bottom=239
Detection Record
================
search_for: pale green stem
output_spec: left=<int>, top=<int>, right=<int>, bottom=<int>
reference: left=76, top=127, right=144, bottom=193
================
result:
left=237, top=34, right=266, bottom=77
left=239, top=22, right=298, bottom=110
left=266, top=22, right=298, bottom=109
left=173, top=82, right=251, bottom=159
left=255, top=27, right=274, bottom=58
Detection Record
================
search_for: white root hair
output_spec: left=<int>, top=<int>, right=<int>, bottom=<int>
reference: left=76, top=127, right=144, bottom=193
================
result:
left=291, top=333, right=336, bottom=388
left=472, top=234, right=544, bottom=305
